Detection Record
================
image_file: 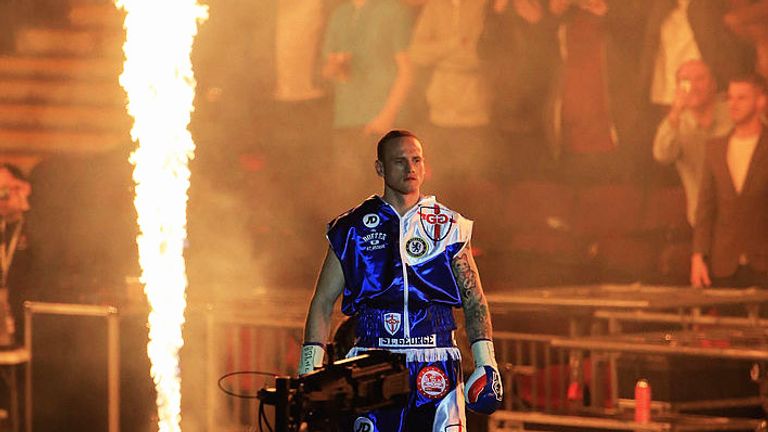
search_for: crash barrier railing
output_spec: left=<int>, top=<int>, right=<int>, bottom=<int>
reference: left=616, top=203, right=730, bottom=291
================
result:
left=203, top=304, right=305, bottom=432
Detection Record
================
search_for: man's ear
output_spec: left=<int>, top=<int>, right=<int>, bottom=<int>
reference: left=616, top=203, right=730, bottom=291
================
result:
left=375, top=159, right=384, bottom=178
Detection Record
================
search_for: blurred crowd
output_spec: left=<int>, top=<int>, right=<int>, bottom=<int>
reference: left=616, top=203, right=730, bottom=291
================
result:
left=187, top=0, right=767, bottom=204
left=184, top=0, right=768, bottom=289
left=3, top=0, right=768, bottom=294
left=227, top=0, right=765, bottom=184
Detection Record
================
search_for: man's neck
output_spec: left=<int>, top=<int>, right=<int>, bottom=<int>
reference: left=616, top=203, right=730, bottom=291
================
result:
left=733, top=118, right=763, bottom=138
left=352, top=0, right=366, bottom=8
left=382, top=189, right=422, bottom=215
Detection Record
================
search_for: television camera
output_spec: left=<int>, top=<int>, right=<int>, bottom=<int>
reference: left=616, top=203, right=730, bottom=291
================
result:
left=257, top=349, right=411, bottom=432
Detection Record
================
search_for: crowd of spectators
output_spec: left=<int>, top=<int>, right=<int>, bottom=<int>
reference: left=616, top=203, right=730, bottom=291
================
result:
left=196, top=0, right=767, bottom=288
left=6, top=0, right=767, bottom=292
left=256, top=0, right=763, bottom=186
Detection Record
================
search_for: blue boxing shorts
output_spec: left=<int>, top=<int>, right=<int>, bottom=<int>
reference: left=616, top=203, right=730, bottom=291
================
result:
left=343, top=346, right=466, bottom=432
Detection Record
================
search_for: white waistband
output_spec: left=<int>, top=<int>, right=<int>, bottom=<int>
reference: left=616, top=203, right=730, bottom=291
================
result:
left=347, top=346, right=462, bottom=363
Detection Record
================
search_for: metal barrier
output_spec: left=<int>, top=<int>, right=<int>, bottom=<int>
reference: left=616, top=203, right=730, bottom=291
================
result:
left=595, top=309, right=768, bottom=331
left=23, top=301, right=120, bottom=432
left=494, top=331, right=569, bottom=413
left=203, top=304, right=305, bottom=432
left=593, top=308, right=768, bottom=413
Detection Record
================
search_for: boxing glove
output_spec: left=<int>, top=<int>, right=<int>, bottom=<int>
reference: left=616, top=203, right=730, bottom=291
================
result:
left=464, top=339, right=503, bottom=414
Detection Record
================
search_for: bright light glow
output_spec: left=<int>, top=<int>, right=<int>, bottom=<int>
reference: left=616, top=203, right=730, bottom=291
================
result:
left=115, top=1, right=208, bottom=431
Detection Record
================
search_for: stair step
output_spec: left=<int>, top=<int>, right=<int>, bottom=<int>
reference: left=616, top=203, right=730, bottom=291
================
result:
left=0, top=103, right=130, bottom=130
left=15, top=27, right=123, bottom=57
left=0, top=78, right=125, bottom=105
left=69, top=3, right=125, bottom=28
left=0, top=56, right=122, bottom=80
left=0, top=127, right=125, bottom=153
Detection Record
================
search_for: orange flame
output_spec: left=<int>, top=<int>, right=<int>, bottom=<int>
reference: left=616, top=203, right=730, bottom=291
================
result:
left=115, top=1, right=208, bottom=430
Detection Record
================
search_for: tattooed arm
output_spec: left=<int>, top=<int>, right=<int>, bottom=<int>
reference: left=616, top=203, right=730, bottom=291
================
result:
left=452, top=243, right=493, bottom=342
left=453, top=242, right=503, bottom=413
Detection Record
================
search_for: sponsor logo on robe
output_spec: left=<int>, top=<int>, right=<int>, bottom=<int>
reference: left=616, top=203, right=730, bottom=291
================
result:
left=419, top=204, right=455, bottom=243
left=361, top=232, right=387, bottom=251
left=378, top=334, right=437, bottom=348
left=417, top=365, right=449, bottom=399
left=383, top=312, right=401, bottom=336
left=353, top=417, right=374, bottom=432
left=405, top=237, right=428, bottom=258
left=363, top=213, right=380, bottom=229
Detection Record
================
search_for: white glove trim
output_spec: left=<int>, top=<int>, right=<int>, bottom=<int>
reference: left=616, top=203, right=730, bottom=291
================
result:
left=298, top=343, right=325, bottom=375
left=470, top=339, right=498, bottom=369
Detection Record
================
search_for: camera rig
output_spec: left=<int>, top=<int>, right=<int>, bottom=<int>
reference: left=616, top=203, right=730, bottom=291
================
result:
left=257, top=350, right=411, bottom=432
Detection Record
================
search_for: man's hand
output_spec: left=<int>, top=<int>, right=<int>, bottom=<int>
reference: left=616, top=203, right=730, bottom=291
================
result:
left=690, top=253, right=711, bottom=288
left=549, top=0, right=570, bottom=16
left=723, top=11, right=744, bottom=33
left=363, top=111, right=396, bottom=136
left=513, top=0, right=543, bottom=23
left=581, top=0, right=607, bottom=16
left=322, top=52, right=352, bottom=82
left=465, top=340, right=503, bottom=414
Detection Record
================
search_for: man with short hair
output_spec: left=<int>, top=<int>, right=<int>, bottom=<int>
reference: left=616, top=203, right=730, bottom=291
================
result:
left=691, top=74, right=768, bottom=288
left=321, top=0, right=415, bottom=209
left=653, top=59, right=732, bottom=225
left=299, top=130, right=502, bottom=431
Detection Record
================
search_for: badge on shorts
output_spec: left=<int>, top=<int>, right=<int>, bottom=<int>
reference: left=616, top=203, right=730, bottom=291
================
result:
left=417, top=365, right=450, bottom=399
left=405, top=237, right=428, bottom=258
left=383, top=312, right=401, bottom=336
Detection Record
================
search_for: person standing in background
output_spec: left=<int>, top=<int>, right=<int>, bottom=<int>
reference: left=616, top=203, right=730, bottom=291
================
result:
left=691, top=74, right=768, bottom=288
left=653, top=60, right=732, bottom=226
left=321, top=0, right=415, bottom=209
left=546, top=0, right=646, bottom=182
left=641, top=0, right=754, bottom=129
left=409, top=0, right=494, bottom=216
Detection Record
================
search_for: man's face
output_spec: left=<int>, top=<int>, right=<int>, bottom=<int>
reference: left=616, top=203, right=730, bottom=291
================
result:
left=0, top=168, right=30, bottom=220
left=677, top=62, right=717, bottom=110
left=727, top=82, right=766, bottom=126
left=376, top=136, right=425, bottom=195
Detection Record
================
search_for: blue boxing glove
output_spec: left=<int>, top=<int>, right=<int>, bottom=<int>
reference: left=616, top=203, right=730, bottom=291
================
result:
left=464, top=339, right=503, bottom=414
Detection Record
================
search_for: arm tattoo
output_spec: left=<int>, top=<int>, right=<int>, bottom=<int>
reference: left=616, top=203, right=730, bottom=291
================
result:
left=452, top=250, right=492, bottom=342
